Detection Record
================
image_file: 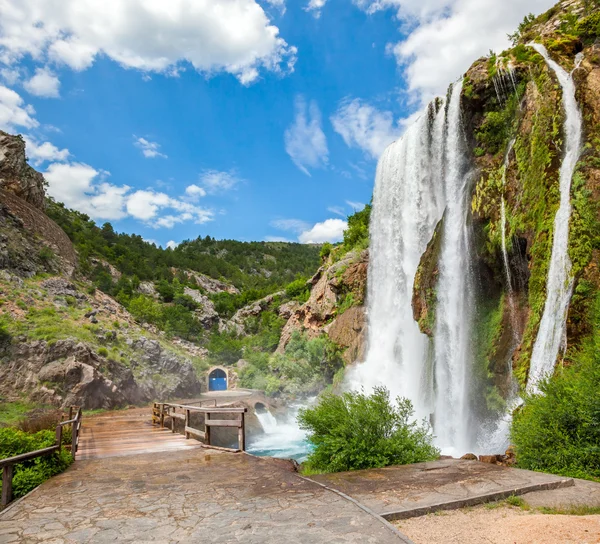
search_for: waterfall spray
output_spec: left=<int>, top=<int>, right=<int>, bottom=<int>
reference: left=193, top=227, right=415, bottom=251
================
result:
left=527, top=44, right=582, bottom=394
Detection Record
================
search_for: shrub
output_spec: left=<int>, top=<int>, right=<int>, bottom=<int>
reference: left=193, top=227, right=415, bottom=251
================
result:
left=343, top=204, right=372, bottom=253
left=0, top=428, right=73, bottom=500
left=511, top=293, right=600, bottom=480
left=285, top=278, right=309, bottom=300
left=298, top=387, right=439, bottom=473
left=320, top=242, right=333, bottom=260
left=97, top=347, right=109, bottom=357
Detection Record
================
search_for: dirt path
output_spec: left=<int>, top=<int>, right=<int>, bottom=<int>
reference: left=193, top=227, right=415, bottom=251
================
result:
left=396, top=505, right=600, bottom=544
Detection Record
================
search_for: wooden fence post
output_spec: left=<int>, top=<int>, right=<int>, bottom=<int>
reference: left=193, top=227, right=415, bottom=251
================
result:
left=205, top=413, right=211, bottom=446
left=160, top=404, right=165, bottom=428
left=238, top=412, right=245, bottom=452
left=185, top=409, right=190, bottom=439
left=1, top=465, right=13, bottom=507
left=55, top=425, right=62, bottom=452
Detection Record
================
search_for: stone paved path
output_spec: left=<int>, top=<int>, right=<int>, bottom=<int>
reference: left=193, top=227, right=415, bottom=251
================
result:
left=0, top=448, right=409, bottom=543
left=310, top=459, right=574, bottom=519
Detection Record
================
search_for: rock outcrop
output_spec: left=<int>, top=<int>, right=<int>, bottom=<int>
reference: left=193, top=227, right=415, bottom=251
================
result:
left=277, top=249, right=368, bottom=363
left=0, top=132, right=46, bottom=210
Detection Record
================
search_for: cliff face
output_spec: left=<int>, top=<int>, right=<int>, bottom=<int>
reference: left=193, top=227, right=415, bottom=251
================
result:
left=0, top=132, right=46, bottom=210
left=411, top=0, right=600, bottom=396
left=277, top=249, right=368, bottom=364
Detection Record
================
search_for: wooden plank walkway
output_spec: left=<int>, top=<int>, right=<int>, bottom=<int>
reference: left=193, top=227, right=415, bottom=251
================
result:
left=77, top=408, right=202, bottom=460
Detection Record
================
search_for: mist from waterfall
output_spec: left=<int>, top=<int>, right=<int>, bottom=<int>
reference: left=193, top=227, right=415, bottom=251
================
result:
left=346, top=98, right=446, bottom=422
left=527, top=43, right=583, bottom=394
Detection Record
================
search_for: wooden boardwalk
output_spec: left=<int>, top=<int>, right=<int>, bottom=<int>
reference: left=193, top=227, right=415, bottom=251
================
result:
left=77, top=408, right=202, bottom=459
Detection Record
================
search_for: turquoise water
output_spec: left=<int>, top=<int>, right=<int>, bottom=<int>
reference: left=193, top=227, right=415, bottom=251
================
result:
left=247, top=406, right=313, bottom=461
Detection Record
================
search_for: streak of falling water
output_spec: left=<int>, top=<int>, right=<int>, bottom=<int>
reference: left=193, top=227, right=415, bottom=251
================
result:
left=346, top=100, right=446, bottom=421
left=432, top=80, right=476, bottom=454
left=500, top=139, right=519, bottom=337
left=527, top=44, right=583, bottom=394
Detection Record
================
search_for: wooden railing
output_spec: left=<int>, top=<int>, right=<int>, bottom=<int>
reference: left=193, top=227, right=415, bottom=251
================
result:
left=1, top=407, right=83, bottom=507
left=152, top=402, right=247, bottom=452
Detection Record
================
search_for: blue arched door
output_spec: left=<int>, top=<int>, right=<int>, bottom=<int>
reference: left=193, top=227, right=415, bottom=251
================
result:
left=209, top=369, right=227, bottom=391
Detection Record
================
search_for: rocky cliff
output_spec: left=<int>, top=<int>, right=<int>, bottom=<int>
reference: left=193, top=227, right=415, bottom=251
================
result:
left=277, top=248, right=368, bottom=364
left=411, top=0, right=600, bottom=397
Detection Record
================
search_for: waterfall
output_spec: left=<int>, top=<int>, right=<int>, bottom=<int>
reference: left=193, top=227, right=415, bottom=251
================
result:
left=526, top=44, right=583, bottom=394
left=500, top=139, right=519, bottom=337
left=432, top=80, right=476, bottom=454
left=346, top=99, right=446, bottom=421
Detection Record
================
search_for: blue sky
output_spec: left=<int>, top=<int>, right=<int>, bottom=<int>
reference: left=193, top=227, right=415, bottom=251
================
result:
left=0, top=0, right=554, bottom=247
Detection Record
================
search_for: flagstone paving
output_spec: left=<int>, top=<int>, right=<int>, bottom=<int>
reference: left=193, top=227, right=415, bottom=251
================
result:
left=0, top=448, right=410, bottom=544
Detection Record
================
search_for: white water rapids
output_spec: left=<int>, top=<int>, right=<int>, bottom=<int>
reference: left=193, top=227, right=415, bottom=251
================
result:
left=526, top=44, right=583, bottom=394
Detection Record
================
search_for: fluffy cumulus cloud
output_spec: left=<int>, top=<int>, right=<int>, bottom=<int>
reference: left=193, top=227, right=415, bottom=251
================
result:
left=284, top=96, right=328, bottom=176
left=23, top=68, right=60, bottom=98
left=298, top=218, right=347, bottom=244
left=43, top=162, right=214, bottom=227
left=0, top=0, right=296, bottom=85
left=134, top=136, right=167, bottom=159
left=23, top=137, right=70, bottom=165
left=331, top=98, right=400, bottom=159
left=0, top=85, right=38, bottom=131
left=166, top=240, right=179, bottom=250
left=352, top=0, right=555, bottom=103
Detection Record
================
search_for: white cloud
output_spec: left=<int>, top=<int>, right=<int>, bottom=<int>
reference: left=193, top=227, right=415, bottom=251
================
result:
left=327, top=206, right=346, bottom=217
left=331, top=98, right=400, bottom=159
left=166, top=240, right=179, bottom=249
left=0, top=85, right=38, bottom=131
left=0, top=0, right=296, bottom=85
left=284, top=96, right=328, bottom=176
left=44, top=162, right=129, bottom=220
left=271, top=218, right=310, bottom=233
left=298, top=218, right=347, bottom=244
left=23, top=68, right=60, bottom=98
left=199, top=169, right=241, bottom=193
left=305, top=0, right=328, bottom=17
left=185, top=184, right=207, bottom=200
left=134, top=136, right=167, bottom=159
left=23, top=137, right=70, bottom=165
left=346, top=200, right=365, bottom=210
left=43, top=162, right=214, bottom=227
left=354, top=0, right=555, bottom=103
left=265, top=235, right=293, bottom=242
left=0, top=68, right=20, bottom=85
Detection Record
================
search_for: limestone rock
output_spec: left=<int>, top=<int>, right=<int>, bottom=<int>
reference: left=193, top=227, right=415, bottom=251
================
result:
left=0, top=131, right=46, bottom=210
left=277, top=250, right=368, bottom=359
left=177, top=269, right=240, bottom=295
left=327, top=306, right=367, bottom=364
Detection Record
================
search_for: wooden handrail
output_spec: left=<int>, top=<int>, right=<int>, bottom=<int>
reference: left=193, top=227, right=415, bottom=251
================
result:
left=152, top=402, right=246, bottom=452
left=1, top=406, right=83, bottom=507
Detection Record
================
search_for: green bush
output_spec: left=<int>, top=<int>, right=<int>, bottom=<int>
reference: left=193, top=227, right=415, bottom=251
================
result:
left=343, top=204, right=371, bottom=253
left=298, top=387, right=439, bottom=473
left=320, top=242, right=333, bottom=260
left=511, top=293, right=600, bottom=481
left=285, top=278, right=309, bottom=301
left=0, top=428, right=73, bottom=500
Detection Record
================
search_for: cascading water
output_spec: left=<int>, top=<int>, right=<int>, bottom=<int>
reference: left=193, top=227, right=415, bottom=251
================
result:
left=500, top=139, right=519, bottom=337
left=432, top=80, right=476, bottom=454
left=349, top=81, right=483, bottom=454
left=346, top=99, right=446, bottom=421
left=526, top=44, right=583, bottom=394
left=248, top=403, right=311, bottom=460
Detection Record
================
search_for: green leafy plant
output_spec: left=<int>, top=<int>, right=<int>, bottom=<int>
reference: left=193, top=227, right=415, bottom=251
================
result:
left=0, top=428, right=73, bottom=500
left=298, top=386, right=439, bottom=473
